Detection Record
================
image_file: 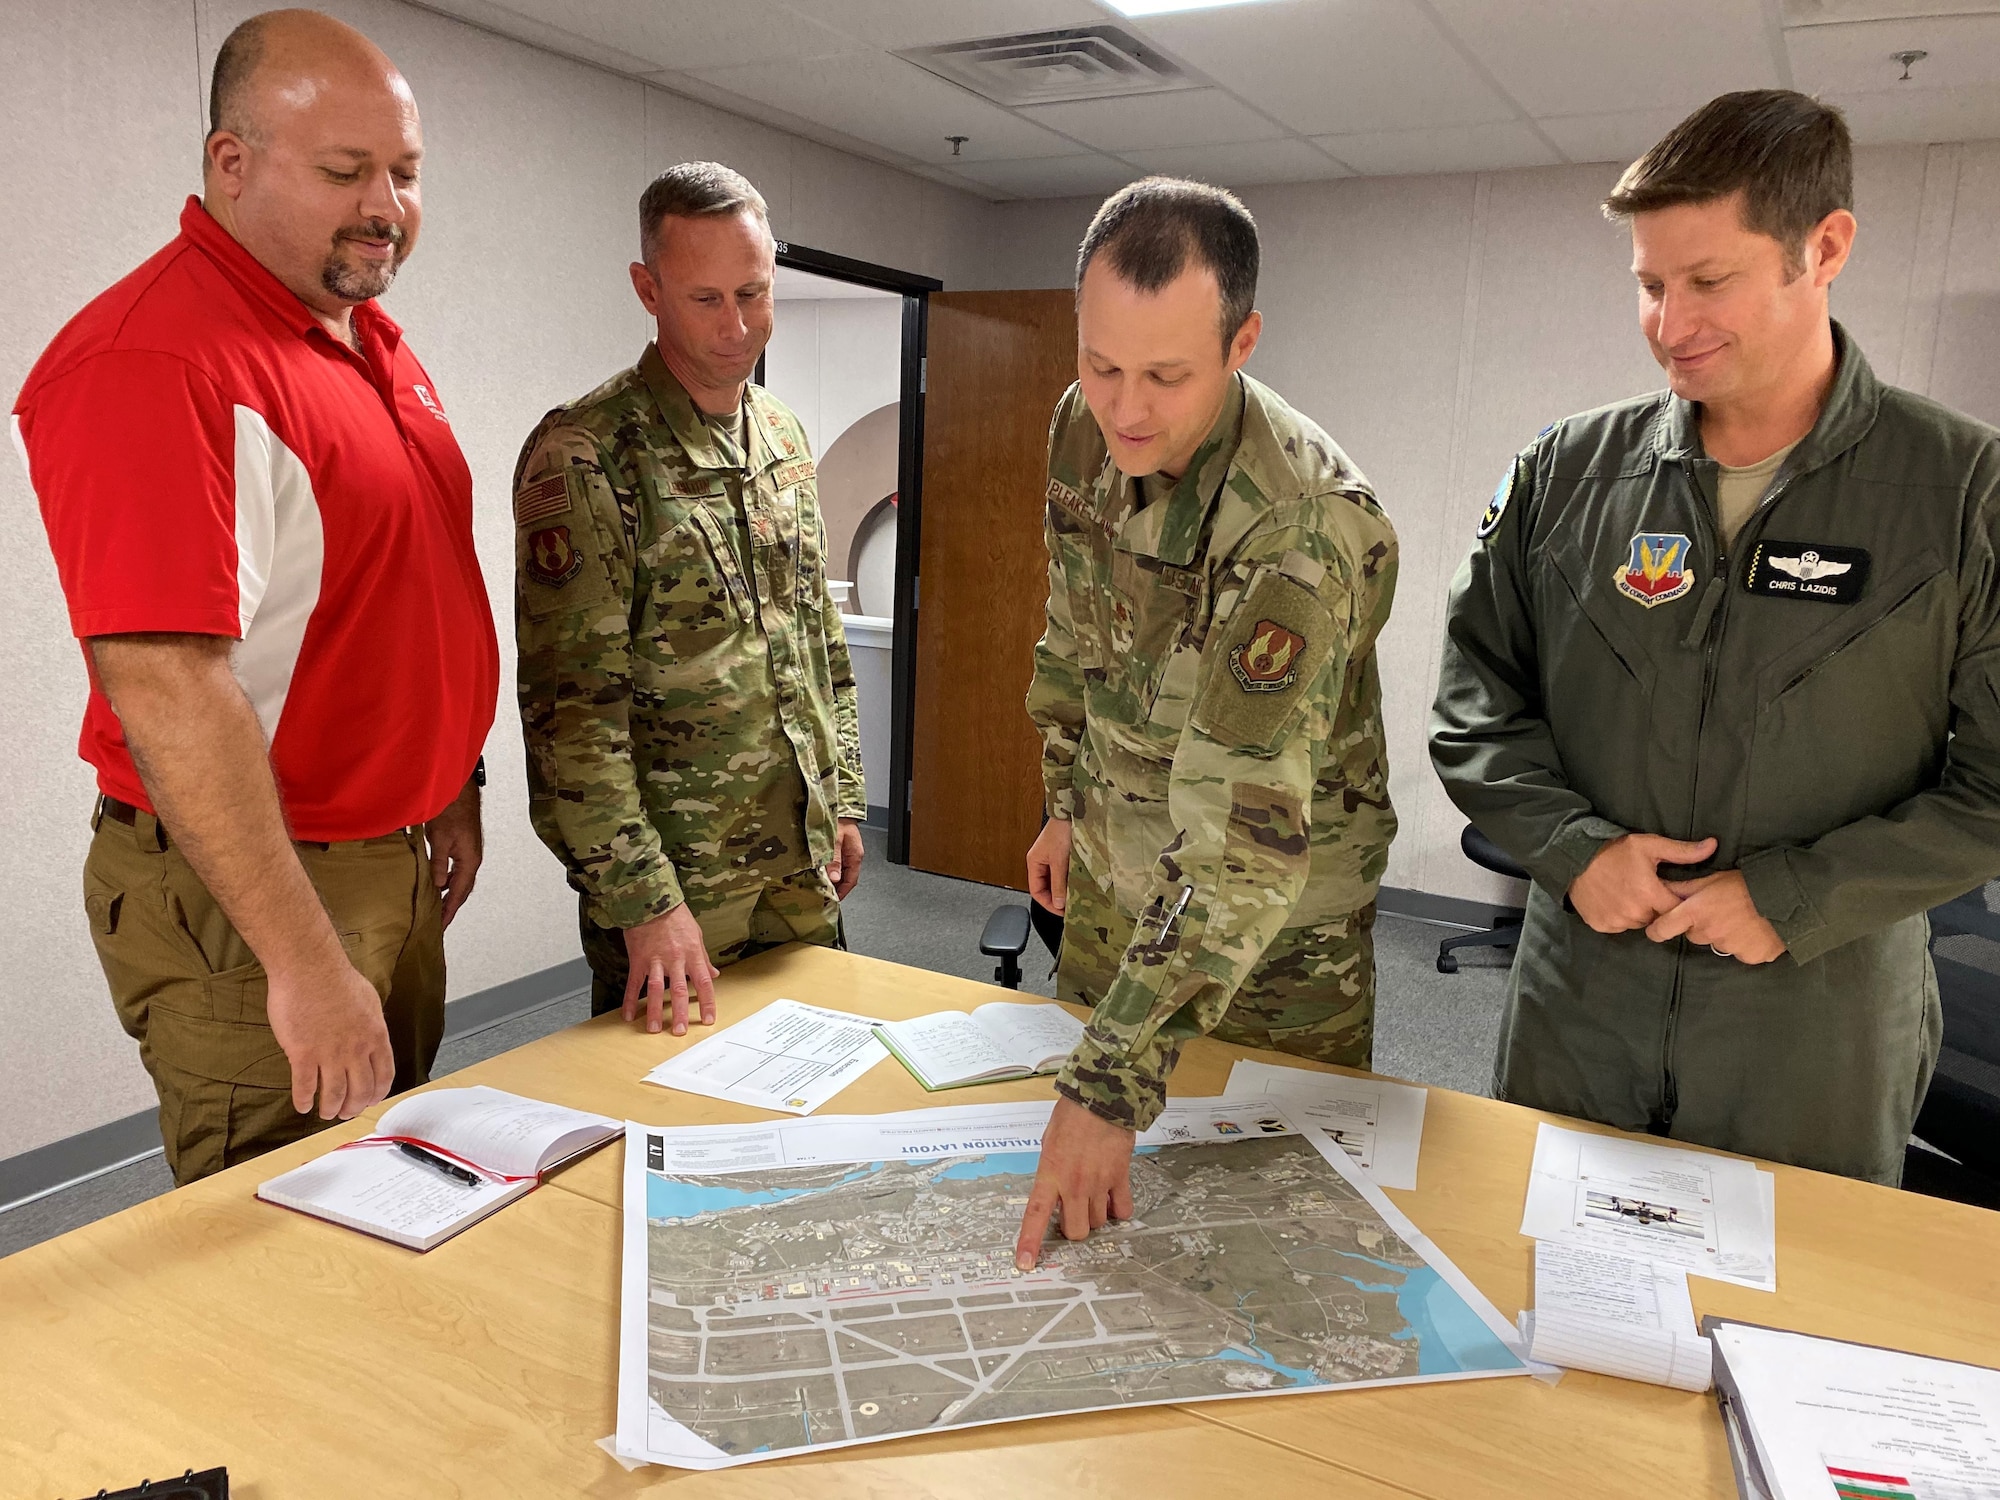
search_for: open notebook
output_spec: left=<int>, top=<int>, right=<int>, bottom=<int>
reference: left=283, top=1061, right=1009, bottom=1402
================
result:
left=874, top=1002, right=1086, bottom=1090
left=256, top=1086, right=619, bottom=1250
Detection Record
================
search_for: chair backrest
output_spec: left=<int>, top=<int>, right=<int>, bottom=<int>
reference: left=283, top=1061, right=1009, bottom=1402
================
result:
left=1923, top=884, right=2000, bottom=1176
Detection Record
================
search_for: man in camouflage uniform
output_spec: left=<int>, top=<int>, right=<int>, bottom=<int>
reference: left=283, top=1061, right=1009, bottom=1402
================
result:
left=1015, top=179, right=1397, bottom=1266
left=515, top=162, right=866, bottom=1035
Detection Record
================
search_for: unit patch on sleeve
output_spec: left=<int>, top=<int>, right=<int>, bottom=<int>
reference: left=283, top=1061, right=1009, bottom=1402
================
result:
left=1475, top=465, right=1513, bottom=540
left=1742, top=539, right=1871, bottom=604
left=513, top=472, right=572, bottom=527
left=1613, top=532, right=1695, bottom=607
left=526, top=525, right=584, bottom=587
left=1230, top=621, right=1307, bottom=692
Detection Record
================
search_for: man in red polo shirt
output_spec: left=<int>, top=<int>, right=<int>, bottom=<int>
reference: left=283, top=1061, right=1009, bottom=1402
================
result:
left=12, top=10, right=498, bottom=1182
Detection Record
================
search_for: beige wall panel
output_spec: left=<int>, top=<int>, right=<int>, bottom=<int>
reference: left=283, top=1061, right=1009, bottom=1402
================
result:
left=1930, top=140, right=2000, bottom=428
left=0, top=0, right=206, bottom=1158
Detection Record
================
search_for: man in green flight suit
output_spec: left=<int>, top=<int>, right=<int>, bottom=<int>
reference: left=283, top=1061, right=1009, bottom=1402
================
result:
left=515, top=162, right=867, bottom=1036
left=1013, top=179, right=1399, bottom=1267
left=1431, top=91, right=2000, bottom=1184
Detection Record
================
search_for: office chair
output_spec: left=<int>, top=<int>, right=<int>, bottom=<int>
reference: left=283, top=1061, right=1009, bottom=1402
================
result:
left=1905, top=887, right=2000, bottom=1211
left=1436, top=825, right=1530, bottom=973
left=980, top=899, right=1064, bottom=990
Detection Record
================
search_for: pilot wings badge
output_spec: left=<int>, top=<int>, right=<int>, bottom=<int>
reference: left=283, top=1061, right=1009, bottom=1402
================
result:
left=1768, top=549, right=1849, bottom=581
left=1613, top=532, right=1695, bottom=608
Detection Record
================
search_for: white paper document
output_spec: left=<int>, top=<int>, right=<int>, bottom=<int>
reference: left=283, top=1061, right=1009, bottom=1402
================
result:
left=1522, top=1242, right=1711, bottom=1391
left=1520, top=1123, right=1777, bottom=1291
left=616, top=1096, right=1529, bottom=1469
left=642, top=998, right=888, bottom=1116
left=1221, top=1058, right=1427, bottom=1190
left=1713, top=1321, right=2000, bottom=1500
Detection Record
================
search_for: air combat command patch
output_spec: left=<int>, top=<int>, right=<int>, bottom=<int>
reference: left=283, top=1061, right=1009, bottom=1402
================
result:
left=1230, top=620, right=1307, bottom=692
left=526, top=525, right=584, bottom=588
left=1613, top=531, right=1695, bottom=607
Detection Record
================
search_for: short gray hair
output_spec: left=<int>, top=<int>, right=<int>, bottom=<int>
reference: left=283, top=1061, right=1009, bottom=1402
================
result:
left=639, top=161, right=769, bottom=267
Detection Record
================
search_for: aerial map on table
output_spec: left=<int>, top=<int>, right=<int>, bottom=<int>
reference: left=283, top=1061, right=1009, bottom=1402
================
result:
left=615, top=1098, right=1527, bottom=1469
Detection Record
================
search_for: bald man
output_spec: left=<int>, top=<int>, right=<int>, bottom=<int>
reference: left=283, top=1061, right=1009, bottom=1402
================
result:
left=14, top=10, right=498, bottom=1182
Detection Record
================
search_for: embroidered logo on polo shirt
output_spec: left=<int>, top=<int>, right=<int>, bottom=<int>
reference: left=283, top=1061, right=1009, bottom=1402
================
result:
left=1743, top=539, right=1871, bottom=604
left=1613, top=532, right=1695, bottom=608
left=1230, top=620, right=1307, bottom=691
left=412, top=383, right=450, bottom=424
left=513, top=473, right=571, bottom=527
left=526, top=526, right=583, bottom=587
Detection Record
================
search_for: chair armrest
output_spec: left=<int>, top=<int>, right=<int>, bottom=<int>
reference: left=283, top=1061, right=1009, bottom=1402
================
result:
left=979, top=904, right=1033, bottom=958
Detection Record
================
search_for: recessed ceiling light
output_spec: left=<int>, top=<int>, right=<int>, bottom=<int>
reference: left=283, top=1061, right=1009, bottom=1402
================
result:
left=1102, top=0, right=1278, bottom=17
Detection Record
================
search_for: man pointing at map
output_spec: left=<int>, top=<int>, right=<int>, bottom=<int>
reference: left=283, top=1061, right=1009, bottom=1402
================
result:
left=1014, top=179, right=1399, bottom=1268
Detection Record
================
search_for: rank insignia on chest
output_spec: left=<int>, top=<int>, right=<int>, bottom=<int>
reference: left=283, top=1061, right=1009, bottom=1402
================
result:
left=1230, top=620, right=1306, bottom=692
left=1613, top=532, right=1695, bottom=607
left=1742, top=539, right=1871, bottom=604
left=526, top=525, right=584, bottom=587
left=750, top=509, right=779, bottom=547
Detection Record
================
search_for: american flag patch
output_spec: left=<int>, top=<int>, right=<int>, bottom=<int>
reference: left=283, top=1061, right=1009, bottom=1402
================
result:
left=513, top=473, right=571, bottom=526
left=773, top=458, right=816, bottom=490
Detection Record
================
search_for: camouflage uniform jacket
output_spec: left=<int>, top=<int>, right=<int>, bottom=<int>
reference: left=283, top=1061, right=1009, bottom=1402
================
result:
left=1027, top=373, right=1398, bottom=1128
left=514, top=343, right=865, bottom=931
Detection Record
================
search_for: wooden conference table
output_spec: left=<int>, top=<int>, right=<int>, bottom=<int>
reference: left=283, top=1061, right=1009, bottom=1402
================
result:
left=3, top=945, right=1996, bottom=1499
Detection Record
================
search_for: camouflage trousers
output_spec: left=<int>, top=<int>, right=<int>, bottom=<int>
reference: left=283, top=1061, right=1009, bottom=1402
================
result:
left=580, top=866, right=844, bottom=1015
left=1057, top=868, right=1376, bottom=1070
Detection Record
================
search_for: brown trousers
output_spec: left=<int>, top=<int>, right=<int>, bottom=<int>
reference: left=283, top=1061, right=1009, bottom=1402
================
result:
left=83, top=804, right=446, bottom=1185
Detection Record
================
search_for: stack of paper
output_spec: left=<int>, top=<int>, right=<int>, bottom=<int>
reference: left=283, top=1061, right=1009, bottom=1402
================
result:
left=1515, top=1123, right=1779, bottom=1391
left=1220, top=1058, right=1428, bottom=1190
left=1710, top=1321, right=2000, bottom=1499
left=642, top=998, right=888, bottom=1116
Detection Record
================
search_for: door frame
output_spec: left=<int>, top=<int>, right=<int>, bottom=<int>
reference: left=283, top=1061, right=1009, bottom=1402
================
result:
left=771, top=241, right=941, bottom=865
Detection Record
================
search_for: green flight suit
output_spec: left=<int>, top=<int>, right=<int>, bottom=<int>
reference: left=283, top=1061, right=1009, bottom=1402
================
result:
left=1028, top=374, right=1399, bottom=1131
left=1431, top=325, right=2000, bottom=1183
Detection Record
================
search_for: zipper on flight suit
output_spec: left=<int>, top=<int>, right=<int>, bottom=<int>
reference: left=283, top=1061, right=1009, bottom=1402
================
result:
left=1664, top=456, right=1797, bottom=1130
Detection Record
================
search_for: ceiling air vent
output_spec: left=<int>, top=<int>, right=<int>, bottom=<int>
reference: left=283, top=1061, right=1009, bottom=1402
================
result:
left=897, top=25, right=1195, bottom=108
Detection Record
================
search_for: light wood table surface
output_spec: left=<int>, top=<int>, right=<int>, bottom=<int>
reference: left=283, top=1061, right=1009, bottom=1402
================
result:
left=3, top=944, right=1995, bottom=1499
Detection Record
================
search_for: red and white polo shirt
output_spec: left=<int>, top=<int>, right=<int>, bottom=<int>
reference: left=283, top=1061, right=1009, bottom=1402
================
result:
left=13, top=197, right=498, bottom=842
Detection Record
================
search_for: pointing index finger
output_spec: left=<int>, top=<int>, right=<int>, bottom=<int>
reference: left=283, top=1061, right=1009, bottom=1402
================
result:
left=1015, top=1183, right=1057, bottom=1271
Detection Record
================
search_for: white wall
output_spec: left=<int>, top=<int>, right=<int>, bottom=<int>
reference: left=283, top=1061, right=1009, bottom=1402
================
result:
left=763, top=297, right=904, bottom=462
left=0, top=0, right=991, bottom=1162
left=969, top=142, right=2000, bottom=909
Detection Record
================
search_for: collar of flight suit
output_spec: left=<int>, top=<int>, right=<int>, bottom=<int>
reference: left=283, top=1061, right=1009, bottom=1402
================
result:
left=1111, top=372, right=1248, bottom=568
left=635, top=342, right=788, bottom=480
left=1650, top=319, right=1883, bottom=480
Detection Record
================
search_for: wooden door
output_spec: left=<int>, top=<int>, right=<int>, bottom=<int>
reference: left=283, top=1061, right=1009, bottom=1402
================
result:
left=909, top=291, right=1077, bottom=889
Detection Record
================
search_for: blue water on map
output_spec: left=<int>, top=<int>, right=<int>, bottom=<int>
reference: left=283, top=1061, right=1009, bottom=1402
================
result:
left=932, top=1152, right=1040, bottom=1182
left=647, top=1164, right=876, bottom=1221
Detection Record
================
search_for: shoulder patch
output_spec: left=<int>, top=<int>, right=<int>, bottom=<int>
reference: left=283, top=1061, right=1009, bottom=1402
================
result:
left=1476, top=465, right=1513, bottom=541
left=514, top=472, right=573, bottom=528
left=773, top=457, right=816, bottom=490
left=525, top=525, right=585, bottom=588
left=1191, top=566, right=1340, bottom=755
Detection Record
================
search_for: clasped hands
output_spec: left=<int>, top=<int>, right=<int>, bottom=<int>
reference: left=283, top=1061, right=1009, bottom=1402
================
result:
left=1568, top=833, right=1786, bottom=964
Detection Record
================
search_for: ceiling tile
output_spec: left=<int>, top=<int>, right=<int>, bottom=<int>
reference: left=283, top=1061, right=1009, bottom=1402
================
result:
left=1427, top=0, right=1781, bottom=117
left=1536, top=107, right=1697, bottom=166
left=1129, top=0, right=1520, bottom=135
left=1018, top=88, right=1287, bottom=152
left=1120, top=137, right=1351, bottom=186
left=1312, top=121, right=1564, bottom=176
left=946, top=154, right=1141, bottom=199
left=455, top=0, right=860, bottom=71
left=781, top=0, right=1110, bottom=49
left=1786, top=13, right=2000, bottom=92
left=406, top=0, right=667, bottom=74
left=685, top=51, right=1081, bottom=165
left=1823, top=84, right=2000, bottom=141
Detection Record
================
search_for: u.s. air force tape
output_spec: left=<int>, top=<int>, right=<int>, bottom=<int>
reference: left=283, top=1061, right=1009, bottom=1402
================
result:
left=1742, top=539, right=1871, bottom=605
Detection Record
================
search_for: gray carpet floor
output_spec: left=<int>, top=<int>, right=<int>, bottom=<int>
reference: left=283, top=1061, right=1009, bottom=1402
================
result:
left=0, top=825, right=1507, bottom=1258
